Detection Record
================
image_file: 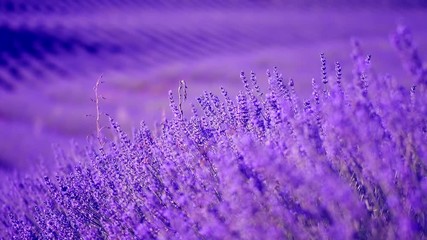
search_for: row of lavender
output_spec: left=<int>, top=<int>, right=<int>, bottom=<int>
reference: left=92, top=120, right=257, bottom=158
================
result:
left=1, top=26, right=426, bottom=239
left=2, top=0, right=426, bottom=14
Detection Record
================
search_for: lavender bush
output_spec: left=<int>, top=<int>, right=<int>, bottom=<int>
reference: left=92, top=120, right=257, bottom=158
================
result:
left=1, top=26, right=426, bottom=240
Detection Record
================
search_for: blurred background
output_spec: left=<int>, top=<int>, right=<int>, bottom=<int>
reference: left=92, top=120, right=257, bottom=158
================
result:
left=0, top=0, right=426, bottom=171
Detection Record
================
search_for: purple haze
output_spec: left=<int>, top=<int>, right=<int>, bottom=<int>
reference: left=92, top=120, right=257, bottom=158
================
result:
left=0, top=1, right=426, bottom=239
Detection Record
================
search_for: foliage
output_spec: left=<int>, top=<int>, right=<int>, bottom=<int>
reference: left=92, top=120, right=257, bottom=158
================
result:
left=1, top=25, right=426, bottom=239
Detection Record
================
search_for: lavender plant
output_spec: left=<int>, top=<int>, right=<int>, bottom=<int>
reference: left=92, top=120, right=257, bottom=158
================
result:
left=1, top=26, right=426, bottom=240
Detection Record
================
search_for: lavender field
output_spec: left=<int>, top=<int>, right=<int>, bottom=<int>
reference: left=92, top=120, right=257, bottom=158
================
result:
left=0, top=1, right=427, bottom=239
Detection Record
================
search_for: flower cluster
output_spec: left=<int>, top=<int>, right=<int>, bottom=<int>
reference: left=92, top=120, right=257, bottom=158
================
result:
left=1, top=26, right=426, bottom=239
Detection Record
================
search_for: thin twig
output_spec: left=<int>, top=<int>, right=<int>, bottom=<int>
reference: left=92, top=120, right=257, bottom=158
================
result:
left=178, top=80, right=188, bottom=117
left=94, top=75, right=105, bottom=147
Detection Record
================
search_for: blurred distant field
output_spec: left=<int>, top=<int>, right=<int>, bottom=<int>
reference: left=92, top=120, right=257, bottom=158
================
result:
left=0, top=1, right=426, bottom=170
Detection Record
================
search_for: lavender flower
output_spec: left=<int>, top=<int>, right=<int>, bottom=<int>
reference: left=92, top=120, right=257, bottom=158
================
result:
left=1, top=26, right=426, bottom=240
